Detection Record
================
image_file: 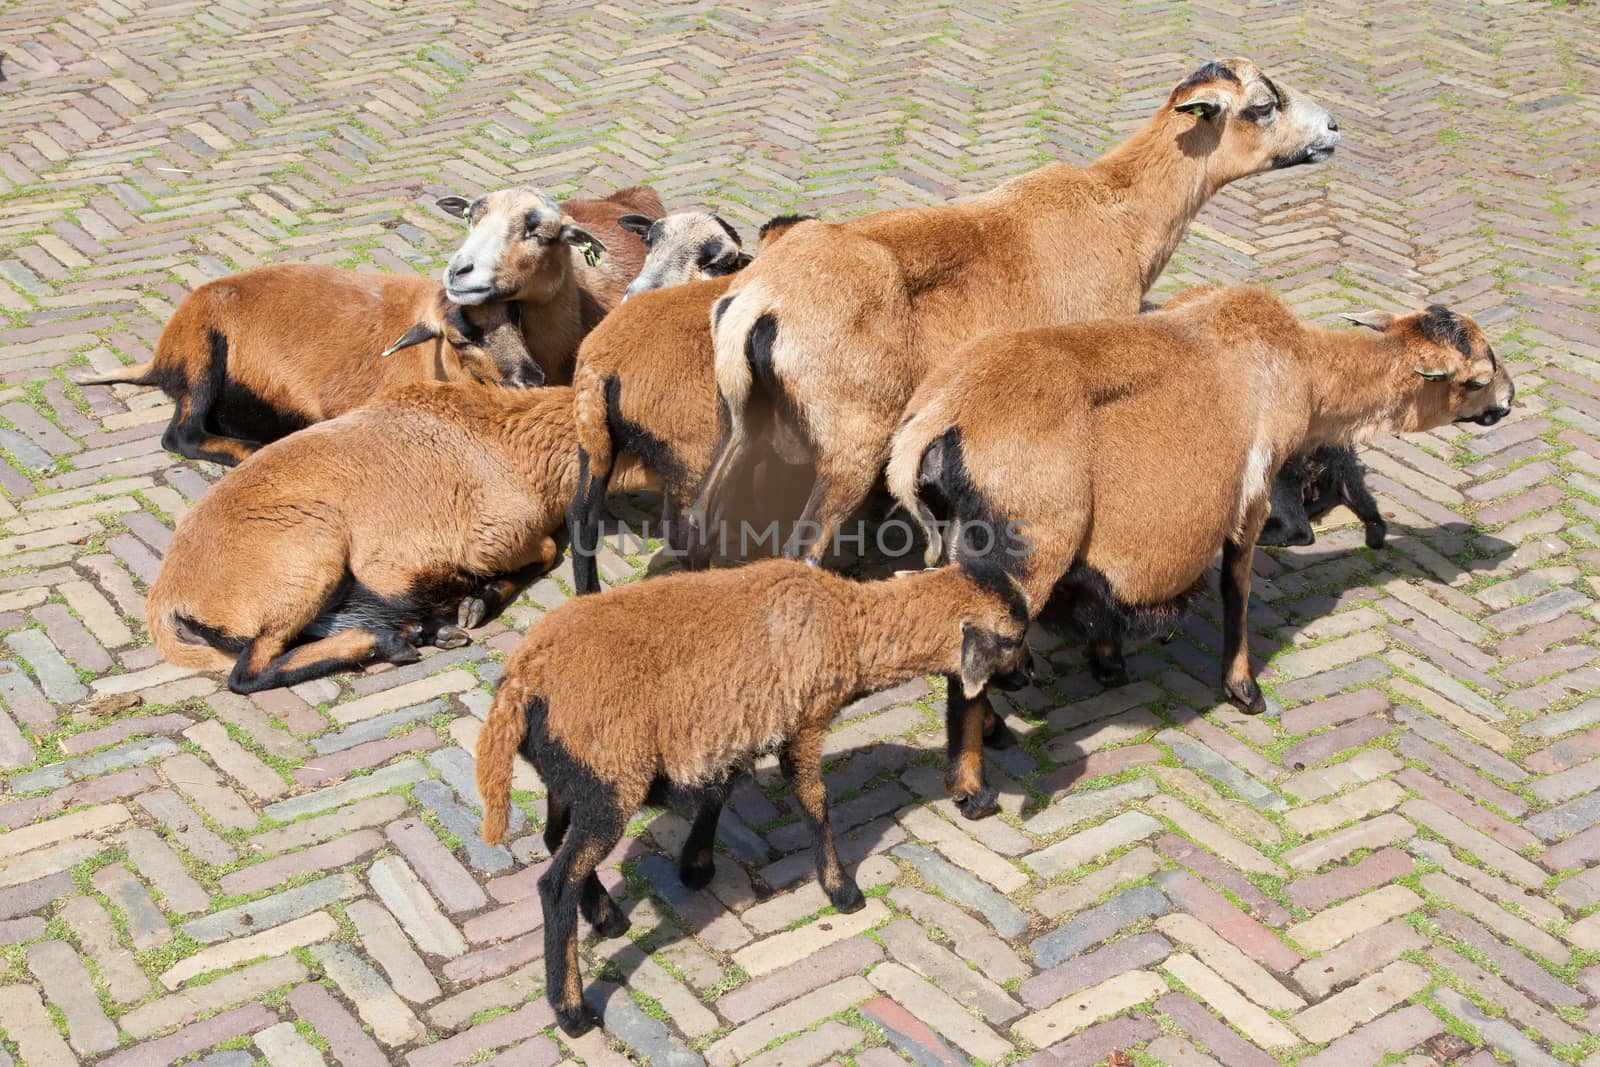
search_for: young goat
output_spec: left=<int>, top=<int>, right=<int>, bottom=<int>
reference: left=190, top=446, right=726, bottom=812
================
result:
left=77, top=271, right=534, bottom=466
left=1260, top=444, right=1387, bottom=549
left=617, top=210, right=752, bottom=299
left=887, top=289, right=1515, bottom=817
left=474, top=558, right=1031, bottom=1036
left=145, top=381, right=648, bottom=692
left=695, top=58, right=1339, bottom=563
left=437, top=184, right=663, bottom=385
left=567, top=216, right=815, bottom=594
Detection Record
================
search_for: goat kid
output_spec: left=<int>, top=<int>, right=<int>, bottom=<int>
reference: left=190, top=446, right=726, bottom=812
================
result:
left=474, top=558, right=1031, bottom=1035
left=146, top=381, right=650, bottom=693
left=887, top=289, right=1514, bottom=817
left=694, top=58, right=1339, bottom=565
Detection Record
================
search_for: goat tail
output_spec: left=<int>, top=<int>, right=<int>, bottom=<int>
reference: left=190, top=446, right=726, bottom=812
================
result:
left=571, top=361, right=614, bottom=482
left=887, top=401, right=951, bottom=567
left=477, top=671, right=534, bottom=846
left=75, top=359, right=157, bottom=386
left=144, top=585, right=237, bottom=673
left=687, top=282, right=774, bottom=554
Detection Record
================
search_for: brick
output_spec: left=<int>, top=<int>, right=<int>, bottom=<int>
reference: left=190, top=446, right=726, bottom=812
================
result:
left=1011, top=970, right=1167, bottom=1050
left=1287, top=885, right=1422, bottom=952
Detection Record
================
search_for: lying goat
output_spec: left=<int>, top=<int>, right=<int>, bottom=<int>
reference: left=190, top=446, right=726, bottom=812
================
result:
left=145, top=381, right=650, bottom=692
left=888, top=290, right=1514, bottom=816
left=695, top=58, right=1339, bottom=563
left=475, top=558, right=1030, bottom=1036
left=82, top=185, right=655, bottom=466
left=78, top=273, right=532, bottom=466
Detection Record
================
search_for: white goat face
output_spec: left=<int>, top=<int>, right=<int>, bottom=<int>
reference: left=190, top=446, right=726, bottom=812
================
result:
left=621, top=211, right=750, bottom=300
left=1165, top=58, right=1340, bottom=182
left=436, top=186, right=605, bottom=306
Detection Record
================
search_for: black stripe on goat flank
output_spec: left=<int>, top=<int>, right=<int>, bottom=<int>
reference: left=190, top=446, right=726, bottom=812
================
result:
left=603, top=374, right=690, bottom=494
left=712, top=296, right=733, bottom=329
left=916, top=427, right=1026, bottom=580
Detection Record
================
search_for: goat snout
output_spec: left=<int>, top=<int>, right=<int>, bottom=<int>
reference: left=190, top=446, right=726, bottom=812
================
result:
left=990, top=666, right=1032, bottom=692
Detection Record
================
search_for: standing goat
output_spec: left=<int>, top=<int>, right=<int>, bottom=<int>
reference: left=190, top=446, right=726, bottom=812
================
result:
left=693, top=58, right=1339, bottom=563
left=437, top=184, right=663, bottom=385
left=566, top=216, right=815, bottom=594
left=474, top=559, right=1031, bottom=1036
left=887, top=289, right=1515, bottom=816
left=145, top=381, right=644, bottom=692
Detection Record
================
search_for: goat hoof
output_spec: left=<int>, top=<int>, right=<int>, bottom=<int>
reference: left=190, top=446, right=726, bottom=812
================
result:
left=983, top=718, right=1018, bottom=751
left=593, top=908, right=631, bottom=939
left=678, top=859, right=716, bottom=891
left=955, top=786, right=1000, bottom=821
left=1225, top=678, right=1266, bottom=715
left=1365, top=522, right=1388, bottom=550
left=397, top=622, right=425, bottom=645
left=554, top=1004, right=597, bottom=1038
left=434, top=624, right=472, bottom=650
left=458, top=597, right=488, bottom=629
left=1089, top=660, right=1129, bottom=689
left=828, top=881, right=866, bottom=913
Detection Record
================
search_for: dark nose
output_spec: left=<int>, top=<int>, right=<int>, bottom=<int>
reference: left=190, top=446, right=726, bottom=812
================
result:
left=1327, top=117, right=1338, bottom=131
left=991, top=667, right=1032, bottom=692
left=449, top=261, right=473, bottom=281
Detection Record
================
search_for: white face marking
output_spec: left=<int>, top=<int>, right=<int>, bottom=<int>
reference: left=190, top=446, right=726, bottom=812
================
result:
left=623, top=212, right=743, bottom=300
left=442, top=189, right=563, bottom=305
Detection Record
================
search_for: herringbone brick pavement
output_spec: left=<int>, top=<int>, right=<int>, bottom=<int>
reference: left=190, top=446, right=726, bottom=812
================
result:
left=2, top=0, right=1599, bottom=1063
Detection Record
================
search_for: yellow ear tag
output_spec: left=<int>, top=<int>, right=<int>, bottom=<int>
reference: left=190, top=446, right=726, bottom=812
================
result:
left=582, top=243, right=603, bottom=268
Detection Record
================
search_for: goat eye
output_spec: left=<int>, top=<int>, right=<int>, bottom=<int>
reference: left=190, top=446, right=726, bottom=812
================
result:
left=1463, top=379, right=1489, bottom=391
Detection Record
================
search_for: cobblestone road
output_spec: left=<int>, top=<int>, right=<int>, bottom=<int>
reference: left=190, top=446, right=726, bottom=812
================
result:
left=1, top=1, right=1598, bottom=1064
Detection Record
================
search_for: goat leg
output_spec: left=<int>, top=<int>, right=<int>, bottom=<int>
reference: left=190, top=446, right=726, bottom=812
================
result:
left=1219, top=501, right=1269, bottom=715
left=782, top=728, right=864, bottom=911
left=943, top=676, right=999, bottom=820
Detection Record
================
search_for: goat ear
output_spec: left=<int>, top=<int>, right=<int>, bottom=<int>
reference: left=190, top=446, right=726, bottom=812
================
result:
left=712, top=214, right=743, bottom=246
left=1341, top=310, right=1397, bottom=332
left=616, top=214, right=655, bottom=238
left=1172, top=91, right=1227, bottom=120
left=436, top=196, right=471, bottom=219
left=1414, top=367, right=1450, bottom=382
left=380, top=323, right=440, bottom=358
left=959, top=622, right=1000, bottom=700
left=560, top=223, right=606, bottom=259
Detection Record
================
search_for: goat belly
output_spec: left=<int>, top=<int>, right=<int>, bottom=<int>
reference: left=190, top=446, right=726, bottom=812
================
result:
left=1039, top=564, right=1205, bottom=644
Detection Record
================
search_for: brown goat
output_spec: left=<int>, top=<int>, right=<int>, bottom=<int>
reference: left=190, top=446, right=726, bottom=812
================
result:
left=694, top=58, right=1340, bottom=563
left=474, top=558, right=1030, bottom=1036
left=145, top=381, right=650, bottom=693
left=566, top=216, right=815, bottom=594
left=887, top=288, right=1515, bottom=816
left=76, top=271, right=533, bottom=466
left=437, top=184, right=663, bottom=385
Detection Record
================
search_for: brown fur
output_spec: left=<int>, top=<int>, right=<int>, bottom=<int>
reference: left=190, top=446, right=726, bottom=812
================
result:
left=147, top=382, right=583, bottom=692
left=77, top=268, right=531, bottom=466
left=888, top=287, right=1515, bottom=702
left=566, top=217, right=814, bottom=591
left=441, top=186, right=663, bottom=385
left=474, top=559, right=1028, bottom=1034
left=698, top=59, right=1340, bottom=561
